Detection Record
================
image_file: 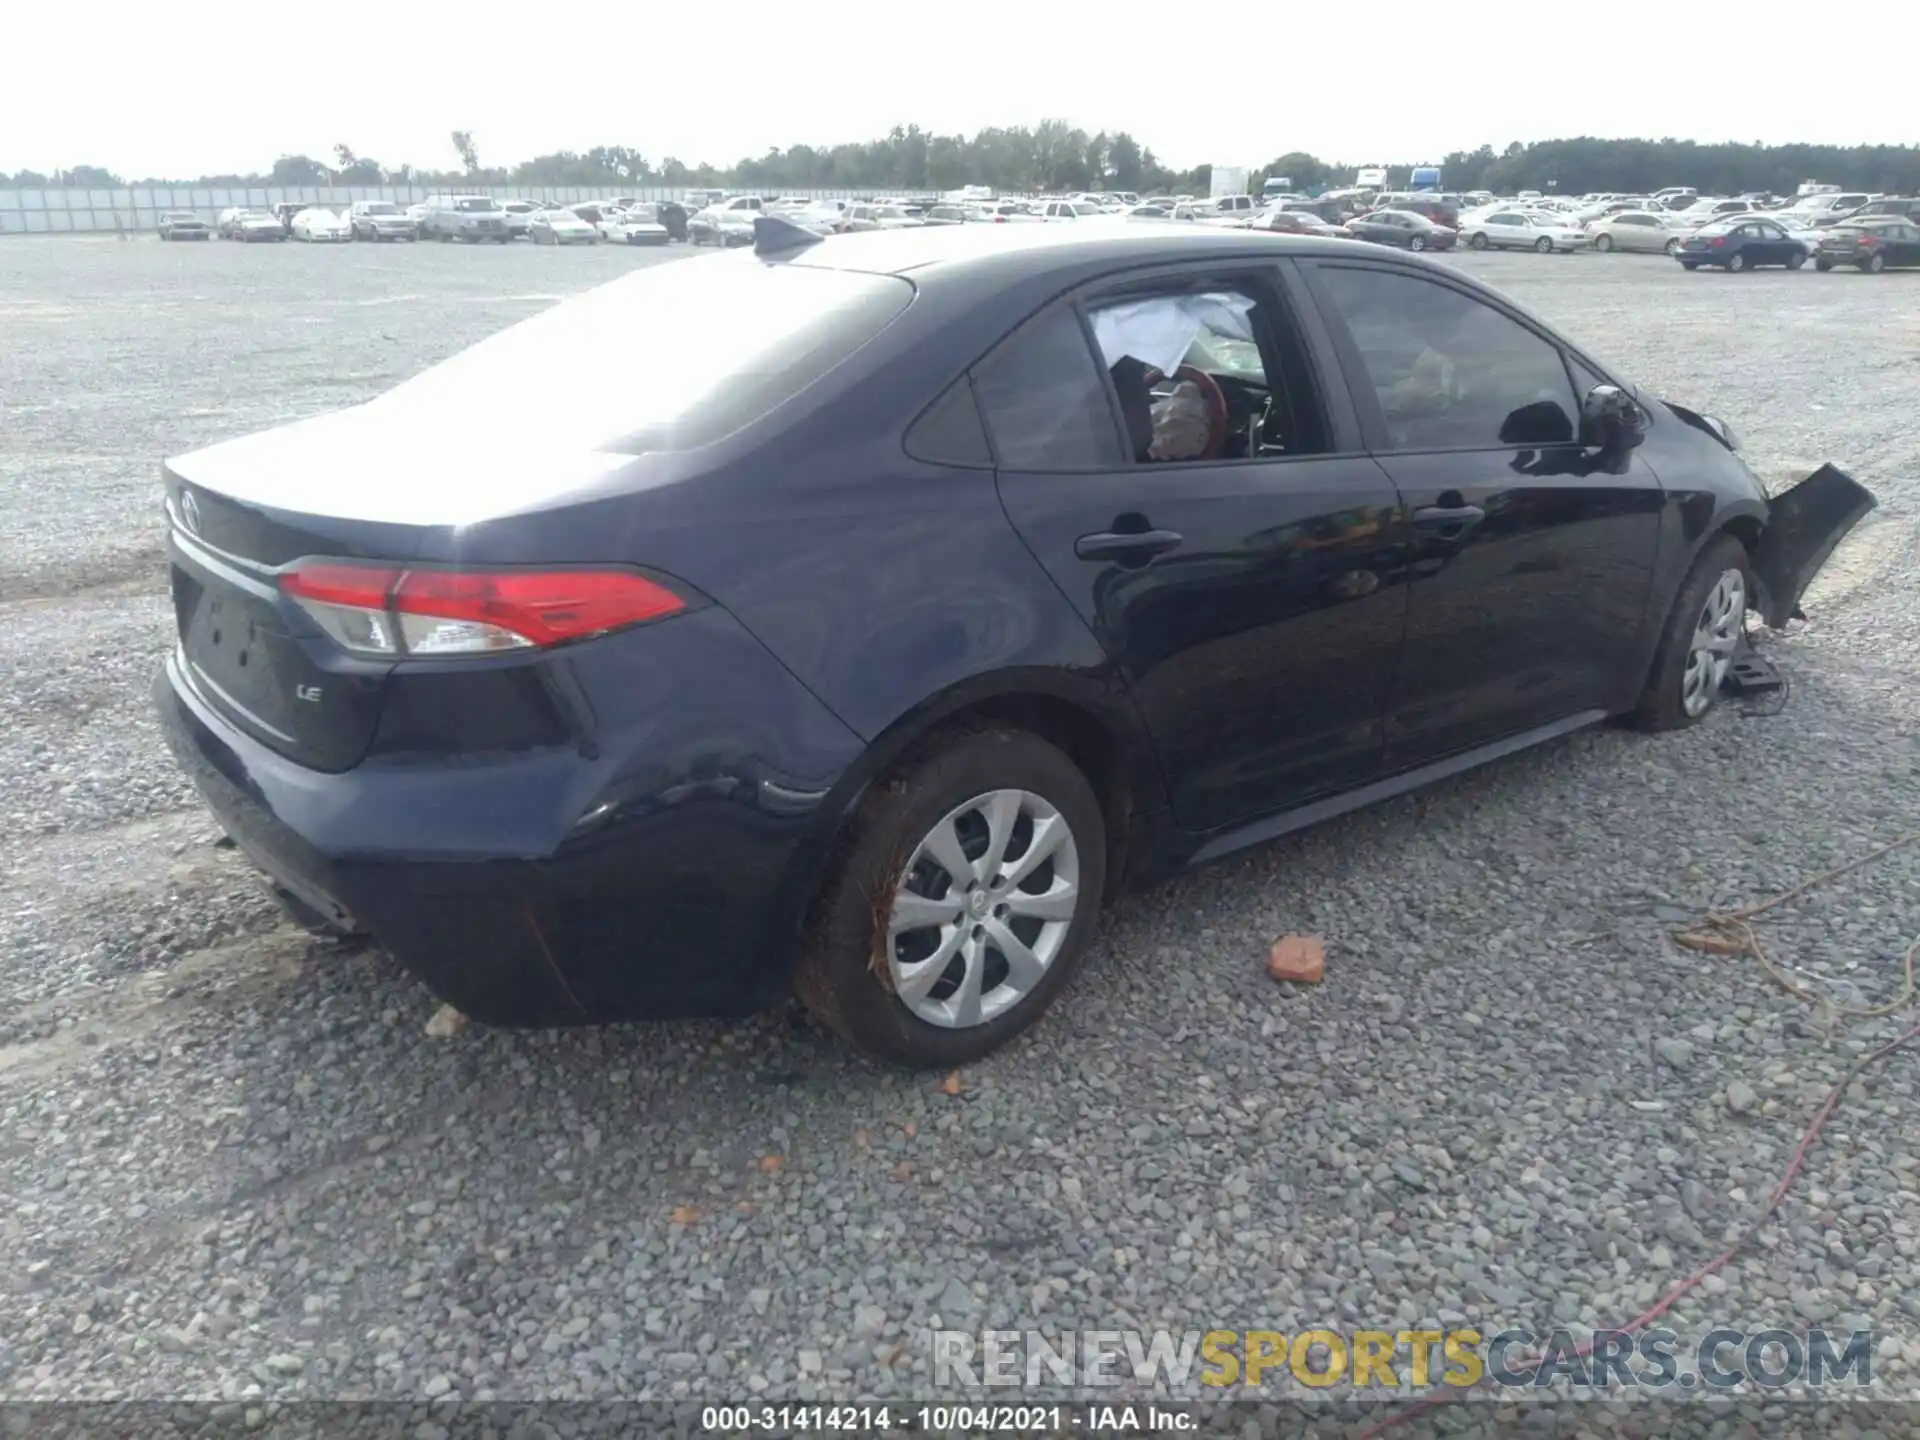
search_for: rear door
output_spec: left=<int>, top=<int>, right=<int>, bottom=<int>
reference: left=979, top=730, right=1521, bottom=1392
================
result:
left=1299, top=257, right=1665, bottom=768
left=977, top=261, right=1409, bottom=834
left=1891, top=222, right=1920, bottom=265
left=1752, top=219, right=1794, bottom=264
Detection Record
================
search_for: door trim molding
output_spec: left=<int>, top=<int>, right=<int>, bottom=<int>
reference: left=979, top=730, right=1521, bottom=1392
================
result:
left=1186, top=707, right=1606, bottom=866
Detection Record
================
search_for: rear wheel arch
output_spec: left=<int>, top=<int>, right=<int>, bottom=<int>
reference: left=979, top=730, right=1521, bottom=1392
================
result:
left=778, top=679, right=1155, bottom=970
left=850, top=683, right=1142, bottom=870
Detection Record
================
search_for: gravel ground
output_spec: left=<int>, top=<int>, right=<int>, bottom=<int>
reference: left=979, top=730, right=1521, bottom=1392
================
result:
left=2, top=236, right=1918, bottom=1422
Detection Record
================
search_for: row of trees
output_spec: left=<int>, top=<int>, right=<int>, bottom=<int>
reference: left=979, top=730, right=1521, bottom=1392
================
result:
left=8, top=129, right=1920, bottom=198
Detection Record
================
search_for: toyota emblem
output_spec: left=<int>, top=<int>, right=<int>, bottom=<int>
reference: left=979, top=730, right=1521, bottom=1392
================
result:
left=180, top=489, right=201, bottom=535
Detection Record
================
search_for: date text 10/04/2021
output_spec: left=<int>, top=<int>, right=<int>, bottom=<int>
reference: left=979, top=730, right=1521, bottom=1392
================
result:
left=701, top=1406, right=1195, bottom=1433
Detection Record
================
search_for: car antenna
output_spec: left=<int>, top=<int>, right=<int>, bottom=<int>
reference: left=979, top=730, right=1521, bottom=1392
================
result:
left=753, top=213, right=824, bottom=258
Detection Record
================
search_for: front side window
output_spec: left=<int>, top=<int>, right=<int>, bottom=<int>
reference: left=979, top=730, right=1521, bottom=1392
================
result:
left=1084, top=279, right=1324, bottom=464
left=971, top=307, right=1122, bottom=470
left=1315, top=266, right=1578, bottom=452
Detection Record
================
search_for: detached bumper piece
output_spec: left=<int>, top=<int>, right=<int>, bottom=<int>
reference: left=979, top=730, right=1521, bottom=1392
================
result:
left=1752, top=463, right=1877, bottom=628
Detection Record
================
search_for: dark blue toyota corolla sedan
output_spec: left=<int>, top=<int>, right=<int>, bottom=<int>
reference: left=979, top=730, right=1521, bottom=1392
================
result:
left=154, top=217, right=1874, bottom=1067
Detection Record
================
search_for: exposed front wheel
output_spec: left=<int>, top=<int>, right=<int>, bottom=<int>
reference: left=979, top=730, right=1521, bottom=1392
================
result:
left=1468, top=231, right=1489, bottom=250
left=1786, top=251, right=1806, bottom=270
left=1630, top=535, right=1753, bottom=731
left=1534, top=236, right=1553, bottom=253
left=1408, top=234, right=1426, bottom=252
left=1593, top=233, right=1614, bottom=252
left=1664, top=238, right=1681, bottom=255
left=1815, top=258, right=1834, bottom=271
left=796, top=727, right=1107, bottom=1068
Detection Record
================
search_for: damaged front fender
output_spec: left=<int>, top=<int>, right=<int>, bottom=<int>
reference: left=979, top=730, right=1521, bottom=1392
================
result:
left=1751, top=463, right=1878, bottom=629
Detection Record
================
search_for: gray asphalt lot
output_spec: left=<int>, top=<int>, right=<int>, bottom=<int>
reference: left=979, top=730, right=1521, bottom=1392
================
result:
left=2, top=234, right=1918, bottom=1412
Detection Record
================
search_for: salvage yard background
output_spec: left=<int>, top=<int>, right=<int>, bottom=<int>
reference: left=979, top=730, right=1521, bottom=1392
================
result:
left=2, top=236, right=1918, bottom=1401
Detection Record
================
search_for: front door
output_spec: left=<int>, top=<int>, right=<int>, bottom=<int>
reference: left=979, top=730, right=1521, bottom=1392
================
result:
left=974, top=265, right=1409, bottom=834
left=1301, top=258, right=1667, bottom=768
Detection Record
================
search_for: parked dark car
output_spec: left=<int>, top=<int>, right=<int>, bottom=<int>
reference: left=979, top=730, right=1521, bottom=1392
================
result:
left=153, top=218, right=1873, bottom=1067
left=158, top=212, right=210, bottom=241
left=1850, top=197, right=1920, bottom=221
left=1814, top=217, right=1920, bottom=272
left=1675, top=217, right=1810, bottom=271
left=653, top=199, right=690, bottom=242
left=1397, top=196, right=1460, bottom=228
left=1261, top=208, right=1346, bottom=237
left=1345, top=209, right=1458, bottom=251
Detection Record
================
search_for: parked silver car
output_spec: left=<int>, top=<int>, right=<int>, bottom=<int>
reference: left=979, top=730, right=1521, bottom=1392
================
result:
left=347, top=201, right=418, bottom=242
left=420, top=195, right=511, bottom=243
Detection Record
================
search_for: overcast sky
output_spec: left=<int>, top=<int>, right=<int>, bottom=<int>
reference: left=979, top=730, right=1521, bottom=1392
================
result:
left=6, top=3, right=1913, bottom=178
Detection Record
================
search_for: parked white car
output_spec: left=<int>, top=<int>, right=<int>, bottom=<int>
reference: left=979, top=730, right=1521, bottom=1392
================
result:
left=500, top=200, right=538, bottom=238
left=841, top=203, right=922, bottom=232
left=1459, top=208, right=1589, bottom=252
left=599, top=209, right=671, bottom=245
left=1586, top=210, right=1686, bottom=254
left=290, top=207, right=352, bottom=243
left=1037, top=200, right=1102, bottom=221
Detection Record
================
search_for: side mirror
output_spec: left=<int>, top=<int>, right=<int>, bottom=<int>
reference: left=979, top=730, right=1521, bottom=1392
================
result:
left=1581, top=384, right=1645, bottom=452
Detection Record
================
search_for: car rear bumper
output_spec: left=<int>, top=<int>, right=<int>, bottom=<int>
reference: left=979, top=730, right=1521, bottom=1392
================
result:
left=153, top=607, right=869, bottom=1027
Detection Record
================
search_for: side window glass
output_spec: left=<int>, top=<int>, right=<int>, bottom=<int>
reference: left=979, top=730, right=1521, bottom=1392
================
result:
left=971, top=307, right=1122, bottom=470
left=1317, top=267, right=1579, bottom=452
left=1086, top=283, right=1324, bottom=463
left=904, top=377, right=993, bottom=468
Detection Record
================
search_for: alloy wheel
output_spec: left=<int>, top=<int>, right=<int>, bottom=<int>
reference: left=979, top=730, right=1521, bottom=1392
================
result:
left=1681, top=568, right=1745, bottom=718
left=886, top=789, right=1081, bottom=1029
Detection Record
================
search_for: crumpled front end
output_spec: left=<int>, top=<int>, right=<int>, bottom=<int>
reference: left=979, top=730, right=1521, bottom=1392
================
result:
left=1752, top=463, right=1878, bottom=628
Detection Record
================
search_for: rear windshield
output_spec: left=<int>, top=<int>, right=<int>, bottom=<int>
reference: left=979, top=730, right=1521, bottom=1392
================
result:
left=454, top=198, right=499, bottom=212
left=376, top=260, right=914, bottom=454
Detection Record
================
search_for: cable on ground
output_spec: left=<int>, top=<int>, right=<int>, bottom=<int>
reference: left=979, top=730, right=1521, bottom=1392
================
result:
left=1356, top=831, right=1920, bottom=1438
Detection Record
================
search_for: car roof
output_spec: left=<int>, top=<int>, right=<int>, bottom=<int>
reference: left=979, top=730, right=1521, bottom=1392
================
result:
left=780, top=222, right=1381, bottom=282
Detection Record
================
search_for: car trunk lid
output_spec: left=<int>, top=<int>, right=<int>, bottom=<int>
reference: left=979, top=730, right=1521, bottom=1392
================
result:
left=164, top=469, right=432, bottom=772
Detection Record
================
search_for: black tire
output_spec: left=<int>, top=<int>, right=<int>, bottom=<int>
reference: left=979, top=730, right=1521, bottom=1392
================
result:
left=1786, top=250, right=1806, bottom=270
left=1680, top=261, right=1700, bottom=271
left=1629, top=535, right=1753, bottom=732
left=1468, top=231, right=1489, bottom=250
left=1407, top=234, right=1426, bottom=252
left=1664, top=237, right=1681, bottom=255
left=1815, top=258, right=1833, bottom=272
left=795, top=726, right=1108, bottom=1068
left=1593, top=233, right=1614, bottom=252
left=1727, top=251, right=1746, bottom=272
left=1534, top=236, right=1553, bottom=253
left=1864, top=253, right=1886, bottom=273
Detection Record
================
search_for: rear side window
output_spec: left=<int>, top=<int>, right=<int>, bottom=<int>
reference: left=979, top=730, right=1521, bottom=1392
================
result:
left=905, top=378, right=993, bottom=468
left=384, top=262, right=915, bottom=454
left=971, top=307, right=1122, bottom=470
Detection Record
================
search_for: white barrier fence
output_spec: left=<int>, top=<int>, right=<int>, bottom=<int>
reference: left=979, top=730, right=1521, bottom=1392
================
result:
left=0, top=184, right=926, bottom=236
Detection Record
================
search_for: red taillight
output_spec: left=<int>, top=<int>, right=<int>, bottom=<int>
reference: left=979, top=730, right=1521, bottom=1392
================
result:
left=1857, top=233, right=1881, bottom=247
left=279, top=561, right=688, bottom=658
left=1709, top=236, right=1727, bottom=247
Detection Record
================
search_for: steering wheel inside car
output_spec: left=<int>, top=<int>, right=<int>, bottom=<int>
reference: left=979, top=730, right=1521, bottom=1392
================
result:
left=1142, top=364, right=1230, bottom=460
